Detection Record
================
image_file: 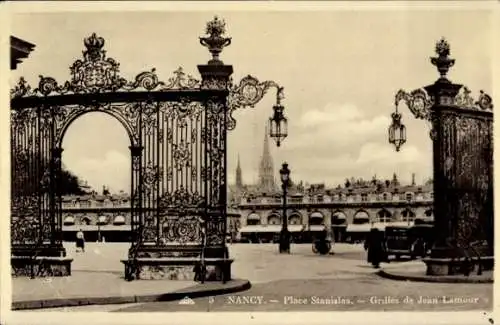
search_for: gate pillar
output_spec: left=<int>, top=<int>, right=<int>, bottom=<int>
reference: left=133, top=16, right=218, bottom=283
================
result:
left=196, top=21, right=234, bottom=279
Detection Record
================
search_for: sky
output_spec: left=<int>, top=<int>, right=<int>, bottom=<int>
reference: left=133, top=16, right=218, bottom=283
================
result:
left=9, top=6, right=495, bottom=193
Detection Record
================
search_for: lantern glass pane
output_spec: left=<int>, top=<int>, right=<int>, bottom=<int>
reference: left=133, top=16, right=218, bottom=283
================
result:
left=400, top=125, right=406, bottom=142
left=281, top=118, right=288, bottom=138
left=269, top=118, right=279, bottom=138
left=280, top=171, right=289, bottom=182
left=388, top=125, right=395, bottom=142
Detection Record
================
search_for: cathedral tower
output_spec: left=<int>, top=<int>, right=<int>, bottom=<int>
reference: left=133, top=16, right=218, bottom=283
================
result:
left=235, top=154, right=243, bottom=188
left=258, top=126, right=275, bottom=193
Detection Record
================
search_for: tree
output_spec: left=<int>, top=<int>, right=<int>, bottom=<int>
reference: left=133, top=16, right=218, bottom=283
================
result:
left=344, top=179, right=351, bottom=188
left=12, top=149, right=86, bottom=196
left=59, top=169, right=86, bottom=195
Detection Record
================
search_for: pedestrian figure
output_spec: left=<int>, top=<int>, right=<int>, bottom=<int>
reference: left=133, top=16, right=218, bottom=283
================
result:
left=364, top=228, right=387, bottom=268
left=194, top=221, right=207, bottom=282
left=314, top=226, right=332, bottom=255
left=76, top=229, right=85, bottom=253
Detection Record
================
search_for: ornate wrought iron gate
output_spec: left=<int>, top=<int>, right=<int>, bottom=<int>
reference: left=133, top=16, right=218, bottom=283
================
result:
left=390, top=38, right=493, bottom=275
left=11, top=17, right=287, bottom=277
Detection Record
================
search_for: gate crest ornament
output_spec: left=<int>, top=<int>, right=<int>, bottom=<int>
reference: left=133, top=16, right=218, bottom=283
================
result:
left=453, top=87, right=493, bottom=111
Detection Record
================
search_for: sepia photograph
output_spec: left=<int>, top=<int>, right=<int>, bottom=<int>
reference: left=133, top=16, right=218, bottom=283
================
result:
left=1, top=1, right=496, bottom=323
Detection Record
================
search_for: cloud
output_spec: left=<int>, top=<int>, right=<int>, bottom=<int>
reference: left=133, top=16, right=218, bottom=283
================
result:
left=288, top=141, right=431, bottom=186
left=274, top=101, right=432, bottom=186
left=63, top=150, right=130, bottom=193
left=287, top=102, right=391, bottom=153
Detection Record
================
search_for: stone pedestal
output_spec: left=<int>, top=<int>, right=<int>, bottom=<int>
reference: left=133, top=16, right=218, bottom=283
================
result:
left=122, top=245, right=232, bottom=281
left=11, top=256, right=73, bottom=277
left=11, top=244, right=72, bottom=277
left=424, top=257, right=494, bottom=276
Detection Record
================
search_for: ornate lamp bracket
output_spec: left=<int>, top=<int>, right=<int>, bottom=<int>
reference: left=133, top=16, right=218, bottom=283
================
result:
left=393, top=88, right=436, bottom=142
left=225, top=75, right=285, bottom=131
left=394, top=88, right=434, bottom=121
left=229, top=75, right=284, bottom=110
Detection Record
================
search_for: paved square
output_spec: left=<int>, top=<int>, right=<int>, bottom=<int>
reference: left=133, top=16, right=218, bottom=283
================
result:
left=22, top=242, right=493, bottom=312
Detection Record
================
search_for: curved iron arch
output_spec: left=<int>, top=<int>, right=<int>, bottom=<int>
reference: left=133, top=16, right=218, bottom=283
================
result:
left=55, top=106, right=137, bottom=148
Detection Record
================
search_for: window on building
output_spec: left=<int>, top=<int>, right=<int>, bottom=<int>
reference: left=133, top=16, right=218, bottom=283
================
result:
left=401, top=210, right=416, bottom=222
left=405, top=193, right=414, bottom=202
left=382, top=193, right=388, bottom=201
left=80, top=201, right=91, bottom=208
left=377, top=210, right=392, bottom=223
left=361, top=193, right=368, bottom=202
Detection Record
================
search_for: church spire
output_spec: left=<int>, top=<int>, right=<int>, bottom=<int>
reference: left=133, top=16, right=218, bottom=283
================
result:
left=236, top=153, right=243, bottom=188
left=258, top=126, right=275, bottom=193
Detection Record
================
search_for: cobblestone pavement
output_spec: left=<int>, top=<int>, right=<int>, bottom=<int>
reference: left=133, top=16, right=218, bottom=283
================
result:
left=35, top=243, right=493, bottom=312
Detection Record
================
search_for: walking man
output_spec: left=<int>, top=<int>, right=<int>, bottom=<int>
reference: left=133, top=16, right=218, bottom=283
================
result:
left=364, top=228, right=387, bottom=268
left=76, top=229, right=85, bottom=253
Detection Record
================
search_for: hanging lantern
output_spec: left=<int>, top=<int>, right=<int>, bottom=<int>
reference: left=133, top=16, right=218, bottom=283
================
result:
left=279, top=162, right=291, bottom=185
left=388, top=111, right=406, bottom=152
left=269, top=104, right=288, bottom=147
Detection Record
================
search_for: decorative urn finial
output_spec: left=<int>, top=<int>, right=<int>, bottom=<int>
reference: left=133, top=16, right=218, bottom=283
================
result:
left=430, top=38, right=455, bottom=81
left=199, top=16, right=232, bottom=65
left=83, top=33, right=105, bottom=61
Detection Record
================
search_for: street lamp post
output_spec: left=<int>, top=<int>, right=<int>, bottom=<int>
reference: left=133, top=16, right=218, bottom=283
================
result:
left=388, top=38, right=494, bottom=275
left=279, top=162, right=291, bottom=254
left=406, top=197, right=412, bottom=227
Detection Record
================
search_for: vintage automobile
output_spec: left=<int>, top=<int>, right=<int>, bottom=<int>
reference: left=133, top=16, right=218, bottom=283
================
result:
left=385, top=224, right=434, bottom=260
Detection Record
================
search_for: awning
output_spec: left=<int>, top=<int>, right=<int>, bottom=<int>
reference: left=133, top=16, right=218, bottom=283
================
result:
left=97, top=215, right=108, bottom=225
left=239, top=225, right=281, bottom=233
left=310, top=212, right=324, bottom=220
left=346, top=224, right=371, bottom=233
left=332, top=212, right=346, bottom=219
left=267, top=215, right=281, bottom=223
left=113, top=215, right=126, bottom=225
left=387, top=221, right=414, bottom=228
left=288, top=225, right=305, bottom=232
left=63, top=216, right=75, bottom=225
left=353, top=211, right=370, bottom=219
left=309, top=225, right=326, bottom=232
left=81, top=216, right=92, bottom=224
left=370, top=222, right=388, bottom=231
left=331, top=212, right=347, bottom=226
left=239, top=224, right=304, bottom=234
left=247, top=213, right=261, bottom=221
